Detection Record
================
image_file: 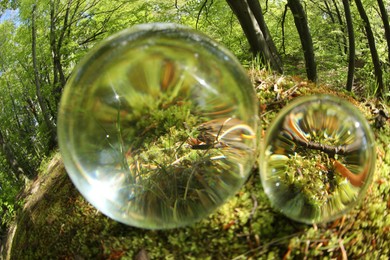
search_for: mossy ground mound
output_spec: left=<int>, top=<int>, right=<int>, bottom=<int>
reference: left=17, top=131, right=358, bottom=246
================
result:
left=3, top=70, right=389, bottom=259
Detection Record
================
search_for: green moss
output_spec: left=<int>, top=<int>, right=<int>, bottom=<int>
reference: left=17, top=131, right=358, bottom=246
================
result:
left=3, top=69, right=389, bottom=259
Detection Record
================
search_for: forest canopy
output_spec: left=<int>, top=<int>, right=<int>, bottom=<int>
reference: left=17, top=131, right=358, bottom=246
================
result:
left=0, top=0, right=389, bottom=240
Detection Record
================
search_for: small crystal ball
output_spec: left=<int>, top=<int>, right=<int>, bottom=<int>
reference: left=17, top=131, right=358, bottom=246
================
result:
left=260, top=95, right=375, bottom=224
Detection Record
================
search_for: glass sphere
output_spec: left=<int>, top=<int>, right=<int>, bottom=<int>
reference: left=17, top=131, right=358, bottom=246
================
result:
left=260, top=95, right=375, bottom=224
left=58, top=23, right=258, bottom=229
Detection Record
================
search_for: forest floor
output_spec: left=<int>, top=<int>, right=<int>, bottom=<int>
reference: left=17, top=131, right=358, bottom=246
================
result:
left=1, top=70, right=389, bottom=259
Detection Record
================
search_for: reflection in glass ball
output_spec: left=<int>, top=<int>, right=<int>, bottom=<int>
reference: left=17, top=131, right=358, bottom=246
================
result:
left=58, top=23, right=258, bottom=229
left=260, top=95, right=375, bottom=224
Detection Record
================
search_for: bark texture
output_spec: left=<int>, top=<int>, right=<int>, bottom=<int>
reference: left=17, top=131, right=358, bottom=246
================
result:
left=355, top=0, right=384, bottom=98
left=287, top=0, right=317, bottom=82
left=226, top=0, right=283, bottom=72
left=342, top=0, right=355, bottom=92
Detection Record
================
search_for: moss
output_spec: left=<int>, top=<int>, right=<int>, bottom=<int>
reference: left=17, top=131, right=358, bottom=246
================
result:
left=3, top=69, right=390, bottom=259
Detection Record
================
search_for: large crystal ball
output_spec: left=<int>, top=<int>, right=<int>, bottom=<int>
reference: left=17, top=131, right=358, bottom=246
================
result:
left=58, top=23, right=258, bottom=229
left=260, top=95, right=375, bottom=224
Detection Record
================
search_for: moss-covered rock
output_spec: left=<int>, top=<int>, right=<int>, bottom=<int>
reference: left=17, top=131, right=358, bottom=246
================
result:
left=2, top=70, right=389, bottom=259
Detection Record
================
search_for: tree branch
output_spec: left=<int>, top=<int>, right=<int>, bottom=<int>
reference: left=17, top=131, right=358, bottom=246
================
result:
left=196, top=0, right=209, bottom=29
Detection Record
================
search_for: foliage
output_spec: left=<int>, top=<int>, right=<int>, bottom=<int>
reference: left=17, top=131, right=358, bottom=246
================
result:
left=0, top=0, right=388, bottom=179
left=263, top=0, right=389, bottom=94
left=0, top=168, right=20, bottom=231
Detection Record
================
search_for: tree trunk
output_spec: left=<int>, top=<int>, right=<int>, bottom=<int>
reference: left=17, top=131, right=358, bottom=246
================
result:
left=287, top=0, right=317, bottom=82
left=323, top=1, right=336, bottom=23
left=50, top=0, right=60, bottom=102
left=0, top=130, right=33, bottom=179
left=281, top=4, right=289, bottom=54
left=32, top=5, right=57, bottom=151
left=377, top=0, right=390, bottom=64
left=50, top=0, right=69, bottom=105
left=322, top=0, right=346, bottom=55
left=226, top=0, right=283, bottom=73
left=354, top=0, right=384, bottom=98
left=245, top=0, right=283, bottom=72
left=330, top=0, right=348, bottom=55
left=342, top=0, right=355, bottom=92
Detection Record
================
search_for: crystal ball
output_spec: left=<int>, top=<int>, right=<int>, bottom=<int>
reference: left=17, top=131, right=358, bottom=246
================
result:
left=260, top=95, right=375, bottom=224
left=58, top=23, right=258, bottom=229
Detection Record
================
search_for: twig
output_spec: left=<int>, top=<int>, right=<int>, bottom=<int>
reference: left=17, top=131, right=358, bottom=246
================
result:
left=283, top=114, right=361, bottom=156
left=338, top=239, right=348, bottom=260
left=196, top=0, right=208, bottom=29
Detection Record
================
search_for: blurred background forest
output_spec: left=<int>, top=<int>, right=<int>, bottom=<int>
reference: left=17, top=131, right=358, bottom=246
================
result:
left=0, top=0, right=389, bottom=246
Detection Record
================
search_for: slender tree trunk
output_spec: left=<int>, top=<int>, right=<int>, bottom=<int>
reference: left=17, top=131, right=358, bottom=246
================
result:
left=0, top=61, right=22, bottom=131
left=287, top=0, right=317, bottom=82
left=342, top=0, right=355, bottom=92
left=323, top=0, right=343, bottom=54
left=50, top=0, right=60, bottom=101
left=331, top=0, right=348, bottom=55
left=32, top=5, right=57, bottom=151
left=0, top=130, right=33, bottom=179
left=354, top=0, right=384, bottom=98
left=226, top=0, right=283, bottom=73
left=57, top=0, right=70, bottom=88
left=377, top=0, right=390, bottom=64
left=323, top=0, right=336, bottom=23
left=245, top=0, right=283, bottom=72
left=50, top=0, right=69, bottom=105
left=281, top=4, right=289, bottom=54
